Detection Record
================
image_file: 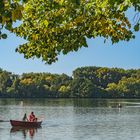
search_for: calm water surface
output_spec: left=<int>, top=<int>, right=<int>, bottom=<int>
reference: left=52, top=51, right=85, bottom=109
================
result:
left=0, top=98, right=140, bottom=140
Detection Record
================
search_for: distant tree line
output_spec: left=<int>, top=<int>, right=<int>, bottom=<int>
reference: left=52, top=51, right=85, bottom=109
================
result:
left=0, top=66, right=140, bottom=98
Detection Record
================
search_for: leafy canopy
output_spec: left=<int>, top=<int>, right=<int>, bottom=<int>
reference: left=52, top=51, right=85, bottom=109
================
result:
left=1, top=0, right=140, bottom=64
left=0, top=0, right=27, bottom=39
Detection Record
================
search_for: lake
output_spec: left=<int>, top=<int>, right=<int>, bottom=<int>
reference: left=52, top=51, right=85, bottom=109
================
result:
left=0, top=98, right=140, bottom=140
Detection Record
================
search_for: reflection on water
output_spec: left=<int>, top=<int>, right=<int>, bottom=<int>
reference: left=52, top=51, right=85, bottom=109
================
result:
left=10, top=126, right=41, bottom=139
left=0, top=99, right=140, bottom=140
left=0, top=98, right=140, bottom=108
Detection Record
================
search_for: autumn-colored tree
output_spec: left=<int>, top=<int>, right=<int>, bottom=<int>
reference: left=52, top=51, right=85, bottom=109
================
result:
left=0, top=66, right=140, bottom=98
left=0, top=0, right=140, bottom=64
left=14, top=0, right=140, bottom=64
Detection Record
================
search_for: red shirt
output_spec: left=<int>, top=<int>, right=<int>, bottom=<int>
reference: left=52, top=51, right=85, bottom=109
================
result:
left=29, top=114, right=35, bottom=122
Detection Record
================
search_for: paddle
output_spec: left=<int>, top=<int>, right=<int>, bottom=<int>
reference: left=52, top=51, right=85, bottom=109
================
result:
left=0, top=120, right=9, bottom=122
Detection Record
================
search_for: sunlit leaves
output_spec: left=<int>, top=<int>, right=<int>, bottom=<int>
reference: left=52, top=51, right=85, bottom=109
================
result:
left=0, top=0, right=140, bottom=64
left=0, top=0, right=25, bottom=38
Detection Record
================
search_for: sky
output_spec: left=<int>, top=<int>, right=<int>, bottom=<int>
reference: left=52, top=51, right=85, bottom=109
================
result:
left=0, top=12, right=140, bottom=76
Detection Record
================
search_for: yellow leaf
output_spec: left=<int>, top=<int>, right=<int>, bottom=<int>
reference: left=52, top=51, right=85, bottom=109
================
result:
left=43, top=20, right=49, bottom=27
left=12, top=10, right=17, bottom=21
left=2, top=17, right=6, bottom=25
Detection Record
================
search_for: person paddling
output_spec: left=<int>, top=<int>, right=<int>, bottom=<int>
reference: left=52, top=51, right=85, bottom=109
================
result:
left=29, top=112, right=37, bottom=122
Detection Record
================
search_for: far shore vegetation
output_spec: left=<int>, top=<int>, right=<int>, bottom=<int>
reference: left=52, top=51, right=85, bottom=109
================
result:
left=0, top=66, right=140, bottom=98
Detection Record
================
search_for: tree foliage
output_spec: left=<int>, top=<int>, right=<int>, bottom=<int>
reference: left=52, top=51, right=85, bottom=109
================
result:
left=0, top=0, right=139, bottom=64
left=0, top=0, right=26, bottom=39
left=0, top=66, right=140, bottom=98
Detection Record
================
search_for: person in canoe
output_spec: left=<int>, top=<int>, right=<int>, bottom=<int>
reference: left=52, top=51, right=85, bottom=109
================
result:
left=29, top=112, right=38, bottom=122
left=22, top=113, right=28, bottom=121
left=117, top=103, right=122, bottom=108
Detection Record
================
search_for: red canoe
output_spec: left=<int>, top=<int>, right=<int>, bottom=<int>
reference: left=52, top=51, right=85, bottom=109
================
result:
left=10, top=120, right=42, bottom=127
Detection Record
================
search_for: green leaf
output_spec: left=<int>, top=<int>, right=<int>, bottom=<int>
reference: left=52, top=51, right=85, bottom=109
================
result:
left=134, top=23, right=139, bottom=32
left=1, top=34, right=7, bottom=39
